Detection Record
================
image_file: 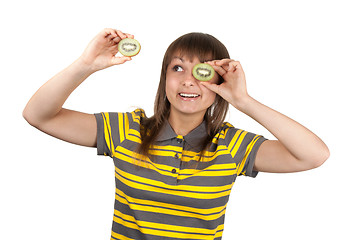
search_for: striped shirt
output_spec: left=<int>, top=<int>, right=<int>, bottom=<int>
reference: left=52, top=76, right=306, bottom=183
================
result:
left=95, top=109, right=266, bottom=240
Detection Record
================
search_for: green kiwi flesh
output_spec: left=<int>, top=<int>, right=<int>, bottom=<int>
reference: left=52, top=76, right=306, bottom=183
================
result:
left=192, top=63, right=215, bottom=81
left=118, top=38, right=141, bottom=57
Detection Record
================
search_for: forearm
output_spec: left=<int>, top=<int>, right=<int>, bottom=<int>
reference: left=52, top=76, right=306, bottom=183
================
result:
left=235, top=96, right=330, bottom=163
left=23, top=58, right=93, bottom=126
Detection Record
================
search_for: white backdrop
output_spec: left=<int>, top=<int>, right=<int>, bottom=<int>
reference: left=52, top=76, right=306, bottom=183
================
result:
left=1, top=0, right=359, bottom=239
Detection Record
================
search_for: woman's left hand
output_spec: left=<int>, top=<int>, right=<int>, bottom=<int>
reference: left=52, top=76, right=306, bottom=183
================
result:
left=202, top=59, right=330, bottom=173
left=200, top=59, right=249, bottom=110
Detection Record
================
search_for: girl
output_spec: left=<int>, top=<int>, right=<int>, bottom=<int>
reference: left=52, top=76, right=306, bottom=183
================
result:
left=23, top=28, right=329, bottom=240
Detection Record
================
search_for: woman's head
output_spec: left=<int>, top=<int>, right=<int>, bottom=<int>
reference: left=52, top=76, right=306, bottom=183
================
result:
left=138, top=32, right=230, bottom=160
left=154, top=32, right=230, bottom=133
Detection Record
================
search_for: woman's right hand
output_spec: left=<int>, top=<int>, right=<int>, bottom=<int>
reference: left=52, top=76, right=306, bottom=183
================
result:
left=23, top=28, right=135, bottom=147
left=79, top=28, right=133, bottom=73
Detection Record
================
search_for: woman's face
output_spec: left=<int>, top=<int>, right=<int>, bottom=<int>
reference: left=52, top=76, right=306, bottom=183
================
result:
left=165, top=54, right=219, bottom=119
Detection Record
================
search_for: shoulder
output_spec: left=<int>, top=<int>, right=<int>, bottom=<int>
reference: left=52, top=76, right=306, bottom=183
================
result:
left=131, top=108, right=146, bottom=118
left=95, top=109, right=146, bottom=149
left=218, top=122, right=241, bottom=141
left=128, top=108, right=146, bottom=124
left=95, top=108, right=146, bottom=130
left=218, top=121, right=266, bottom=148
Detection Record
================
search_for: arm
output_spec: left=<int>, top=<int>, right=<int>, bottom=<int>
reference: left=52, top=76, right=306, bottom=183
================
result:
left=23, top=28, right=133, bottom=147
left=201, top=59, right=330, bottom=173
left=236, top=97, right=329, bottom=172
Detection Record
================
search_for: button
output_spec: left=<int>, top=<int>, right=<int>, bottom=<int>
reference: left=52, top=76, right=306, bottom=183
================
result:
left=171, top=169, right=177, bottom=174
left=177, top=139, right=183, bottom=144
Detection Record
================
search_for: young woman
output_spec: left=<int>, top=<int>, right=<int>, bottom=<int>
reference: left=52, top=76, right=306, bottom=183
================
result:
left=23, top=28, right=330, bottom=240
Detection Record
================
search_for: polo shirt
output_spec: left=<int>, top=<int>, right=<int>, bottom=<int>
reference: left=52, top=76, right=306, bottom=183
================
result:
left=95, top=108, right=267, bottom=240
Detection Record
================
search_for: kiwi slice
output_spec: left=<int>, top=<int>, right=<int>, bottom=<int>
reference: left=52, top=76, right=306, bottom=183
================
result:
left=192, top=63, right=215, bottom=81
left=118, top=38, right=141, bottom=57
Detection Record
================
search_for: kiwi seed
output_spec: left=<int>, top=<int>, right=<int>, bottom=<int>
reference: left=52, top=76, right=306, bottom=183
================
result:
left=118, top=38, right=141, bottom=57
left=192, top=63, right=215, bottom=81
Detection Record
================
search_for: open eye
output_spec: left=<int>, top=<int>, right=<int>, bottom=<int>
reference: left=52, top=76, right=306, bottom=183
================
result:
left=172, top=65, right=184, bottom=72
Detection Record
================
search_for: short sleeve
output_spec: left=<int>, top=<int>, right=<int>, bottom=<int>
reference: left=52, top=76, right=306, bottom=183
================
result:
left=224, top=125, right=267, bottom=178
left=94, top=112, right=131, bottom=157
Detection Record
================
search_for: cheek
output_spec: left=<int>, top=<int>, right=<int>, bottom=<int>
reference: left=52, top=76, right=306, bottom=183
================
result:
left=205, top=74, right=220, bottom=102
left=210, top=73, right=220, bottom=85
left=165, top=77, right=176, bottom=97
left=209, top=92, right=217, bottom=103
left=202, top=86, right=217, bottom=103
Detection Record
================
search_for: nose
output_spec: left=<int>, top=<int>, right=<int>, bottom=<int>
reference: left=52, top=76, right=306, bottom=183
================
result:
left=182, top=72, right=197, bottom=87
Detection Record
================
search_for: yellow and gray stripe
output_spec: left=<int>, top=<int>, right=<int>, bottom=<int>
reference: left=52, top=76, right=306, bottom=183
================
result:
left=95, top=109, right=266, bottom=239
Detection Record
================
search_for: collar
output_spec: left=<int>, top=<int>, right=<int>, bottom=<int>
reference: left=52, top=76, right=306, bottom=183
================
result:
left=155, top=120, right=208, bottom=148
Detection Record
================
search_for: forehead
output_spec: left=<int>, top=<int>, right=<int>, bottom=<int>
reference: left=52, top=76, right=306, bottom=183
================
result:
left=170, top=51, right=213, bottom=64
left=170, top=56, right=195, bottom=64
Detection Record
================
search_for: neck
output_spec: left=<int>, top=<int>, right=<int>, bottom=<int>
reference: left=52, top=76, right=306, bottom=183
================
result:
left=168, top=110, right=205, bottom=136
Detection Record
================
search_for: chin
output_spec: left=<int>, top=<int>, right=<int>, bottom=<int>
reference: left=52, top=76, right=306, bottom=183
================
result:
left=171, top=105, right=206, bottom=116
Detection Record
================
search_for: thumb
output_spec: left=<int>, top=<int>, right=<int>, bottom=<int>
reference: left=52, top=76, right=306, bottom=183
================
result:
left=111, top=56, right=132, bottom=65
left=200, top=81, right=220, bottom=94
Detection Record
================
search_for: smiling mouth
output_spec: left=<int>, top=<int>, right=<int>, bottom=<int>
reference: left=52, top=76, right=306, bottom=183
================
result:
left=179, top=93, right=200, bottom=98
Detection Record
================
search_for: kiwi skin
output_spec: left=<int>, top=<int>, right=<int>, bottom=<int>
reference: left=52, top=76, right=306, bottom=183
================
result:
left=118, top=38, right=141, bottom=57
left=192, top=63, right=215, bottom=81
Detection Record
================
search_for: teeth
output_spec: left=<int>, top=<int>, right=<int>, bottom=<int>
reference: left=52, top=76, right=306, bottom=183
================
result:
left=179, top=93, right=200, bottom=98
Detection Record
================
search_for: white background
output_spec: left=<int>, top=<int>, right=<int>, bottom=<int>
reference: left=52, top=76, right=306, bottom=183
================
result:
left=1, top=0, right=359, bottom=239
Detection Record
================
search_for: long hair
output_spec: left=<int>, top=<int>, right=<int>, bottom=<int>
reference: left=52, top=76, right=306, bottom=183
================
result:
left=137, top=32, right=230, bottom=160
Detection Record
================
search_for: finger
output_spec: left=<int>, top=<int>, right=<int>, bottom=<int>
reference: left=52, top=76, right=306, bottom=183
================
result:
left=211, top=65, right=227, bottom=77
left=231, top=61, right=244, bottom=73
left=101, top=28, right=112, bottom=37
left=214, top=59, right=233, bottom=72
left=125, top=33, right=134, bottom=39
left=205, top=60, right=217, bottom=65
left=106, top=35, right=120, bottom=46
left=214, top=58, right=234, bottom=66
left=115, top=29, right=127, bottom=39
left=104, top=30, right=121, bottom=45
left=200, top=81, right=220, bottom=94
left=111, top=56, right=132, bottom=65
left=206, top=61, right=226, bottom=77
left=228, top=61, right=240, bottom=72
left=103, top=28, right=118, bottom=39
left=106, top=34, right=116, bottom=41
left=112, top=36, right=121, bottom=43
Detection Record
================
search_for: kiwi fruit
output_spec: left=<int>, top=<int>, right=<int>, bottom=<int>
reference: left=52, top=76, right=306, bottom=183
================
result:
left=118, top=38, right=141, bottom=57
left=192, top=63, right=215, bottom=81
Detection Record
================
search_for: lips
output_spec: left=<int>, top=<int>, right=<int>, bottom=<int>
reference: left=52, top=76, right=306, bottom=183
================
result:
left=178, top=92, right=200, bottom=101
left=179, top=93, right=200, bottom=98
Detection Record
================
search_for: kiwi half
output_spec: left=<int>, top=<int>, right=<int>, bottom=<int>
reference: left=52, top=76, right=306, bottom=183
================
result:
left=118, top=38, right=141, bottom=57
left=192, top=63, right=215, bottom=81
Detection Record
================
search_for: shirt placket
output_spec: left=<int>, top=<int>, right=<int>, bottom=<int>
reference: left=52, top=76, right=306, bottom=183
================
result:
left=171, top=136, right=184, bottom=181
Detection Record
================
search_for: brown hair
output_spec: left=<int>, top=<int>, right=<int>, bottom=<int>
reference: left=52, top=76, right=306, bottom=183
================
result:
left=137, top=32, right=230, bottom=160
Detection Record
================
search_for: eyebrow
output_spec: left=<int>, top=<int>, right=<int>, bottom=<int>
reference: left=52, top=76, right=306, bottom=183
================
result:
left=171, top=56, right=184, bottom=62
